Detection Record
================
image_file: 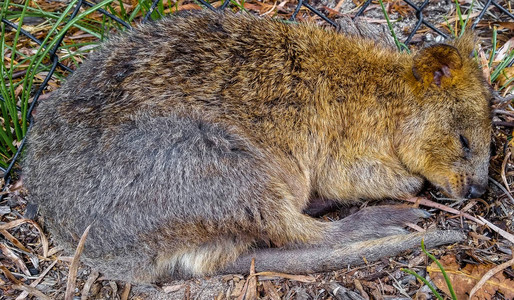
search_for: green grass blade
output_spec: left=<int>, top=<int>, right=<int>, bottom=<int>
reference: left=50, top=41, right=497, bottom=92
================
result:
left=118, top=0, right=128, bottom=20
left=0, top=0, right=27, bottom=153
left=444, top=16, right=456, bottom=37
left=378, top=0, right=409, bottom=53
left=6, top=0, right=31, bottom=141
left=421, top=240, right=457, bottom=300
left=491, top=50, right=514, bottom=82
left=129, top=1, right=143, bottom=22
left=158, top=0, right=164, bottom=16
left=454, top=0, right=464, bottom=29
left=20, top=0, right=79, bottom=134
left=401, top=268, right=444, bottom=300
left=20, top=0, right=116, bottom=135
left=460, top=0, right=475, bottom=36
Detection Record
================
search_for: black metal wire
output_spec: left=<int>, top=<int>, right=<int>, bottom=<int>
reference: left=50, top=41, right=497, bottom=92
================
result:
left=82, top=0, right=132, bottom=29
left=2, top=0, right=85, bottom=183
left=404, top=0, right=427, bottom=45
left=403, top=0, right=448, bottom=42
left=354, top=0, right=372, bottom=18
left=1, top=0, right=513, bottom=186
left=472, top=0, right=493, bottom=29
left=220, top=0, right=230, bottom=10
left=196, top=0, right=216, bottom=11
left=302, top=2, right=338, bottom=27
left=143, top=0, right=165, bottom=23
left=2, top=18, right=74, bottom=73
left=492, top=1, right=514, bottom=19
left=290, top=0, right=303, bottom=21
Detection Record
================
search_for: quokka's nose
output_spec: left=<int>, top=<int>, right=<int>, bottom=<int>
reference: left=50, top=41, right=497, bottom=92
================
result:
left=465, top=184, right=487, bottom=199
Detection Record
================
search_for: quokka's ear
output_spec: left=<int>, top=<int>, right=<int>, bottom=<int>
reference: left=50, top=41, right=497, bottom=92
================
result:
left=412, top=44, right=463, bottom=87
left=452, top=31, right=478, bottom=59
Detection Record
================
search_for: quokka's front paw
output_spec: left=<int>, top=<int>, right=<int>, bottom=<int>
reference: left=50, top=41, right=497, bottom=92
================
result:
left=325, top=205, right=430, bottom=245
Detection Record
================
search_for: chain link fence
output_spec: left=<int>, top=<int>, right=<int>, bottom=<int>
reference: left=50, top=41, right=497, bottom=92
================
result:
left=1, top=0, right=514, bottom=187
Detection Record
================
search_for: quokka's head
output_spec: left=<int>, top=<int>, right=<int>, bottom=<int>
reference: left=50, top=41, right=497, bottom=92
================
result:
left=397, top=34, right=492, bottom=199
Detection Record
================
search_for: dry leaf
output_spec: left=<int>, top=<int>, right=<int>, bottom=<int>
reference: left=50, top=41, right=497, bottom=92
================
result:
left=245, top=259, right=258, bottom=300
left=428, top=255, right=514, bottom=300
left=16, top=259, right=58, bottom=300
left=0, top=243, right=31, bottom=276
left=262, top=281, right=281, bottom=300
left=493, top=38, right=514, bottom=63
left=498, top=22, right=514, bottom=30
left=479, top=48, right=492, bottom=83
left=120, top=283, right=131, bottom=300
left=65, top=225, right=91, bottom=300
left=0, top=229, right=32, bottom=253
left=231, top=279, right=246, bottom=298
left=13, top=284, right=52, bottom=300
left=0, top=218, right=49, bottom=257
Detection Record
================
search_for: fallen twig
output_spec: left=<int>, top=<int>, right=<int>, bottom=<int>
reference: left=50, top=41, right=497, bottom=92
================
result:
left=501, top=151, right=512, bottom=195
left=492, top=121, right=514, bottom=127
left=493, top=109, right=514, bottom=119
left=404, top=197, right=514, bottom=244
left=402, top=197, right=485, bottom=225
left=478, top=216, right=514, bottom=244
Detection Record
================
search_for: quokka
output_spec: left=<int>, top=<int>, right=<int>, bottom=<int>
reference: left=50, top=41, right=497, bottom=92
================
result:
left=23, top=11, right=492, bottom=283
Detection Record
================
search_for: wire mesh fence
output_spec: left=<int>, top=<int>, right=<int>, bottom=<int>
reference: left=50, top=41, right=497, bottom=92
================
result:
left=1, top=0, right=514, bottom=188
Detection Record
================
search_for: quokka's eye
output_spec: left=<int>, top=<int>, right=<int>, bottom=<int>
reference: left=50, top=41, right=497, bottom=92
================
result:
left=459, top=134, right=471, bottom=157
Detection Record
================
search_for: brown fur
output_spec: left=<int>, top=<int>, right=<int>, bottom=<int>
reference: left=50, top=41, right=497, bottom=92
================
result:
left=23, top=11, right=491, bottom=283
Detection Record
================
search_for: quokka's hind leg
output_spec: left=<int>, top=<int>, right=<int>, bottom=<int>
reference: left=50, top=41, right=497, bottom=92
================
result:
left=170, top=205, right=441, bottom=278
left=221, top=205, right=464, bottom=275
left=223, top=230, right=465, bottom=275
left=323, top=205, right=432, bottom=243
left=152, top=205, right=430, bottom=280
left=303, top=205, right=434, bottom=245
